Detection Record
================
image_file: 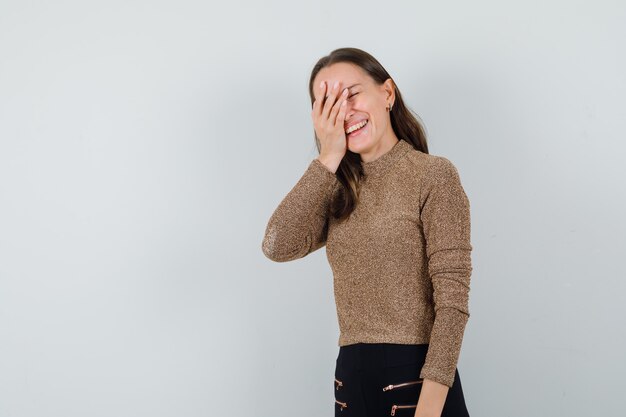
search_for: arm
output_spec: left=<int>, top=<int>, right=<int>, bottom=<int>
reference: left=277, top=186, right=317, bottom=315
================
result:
left=414, top=380, right=451, bottom=417
left=261, top=157, right=340, bottom=262
left=415, top=156, right=473, bottom=415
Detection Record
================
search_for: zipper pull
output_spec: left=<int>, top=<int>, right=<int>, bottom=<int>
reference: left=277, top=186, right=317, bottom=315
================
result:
left=335, top=378, right=343, bottom=390
left=335, top=399, right=348, bottom=411
left=391, top=405, right=398, bottom=416
left=382, top=380, right=423, bottom=391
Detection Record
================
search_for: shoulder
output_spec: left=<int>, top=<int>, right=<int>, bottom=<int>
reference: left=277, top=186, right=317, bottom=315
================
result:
left=402, top=144, right=461, bottom=183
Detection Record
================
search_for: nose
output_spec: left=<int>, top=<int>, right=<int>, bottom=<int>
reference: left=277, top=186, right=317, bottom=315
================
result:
left=344, top=104, right=354, bottom=120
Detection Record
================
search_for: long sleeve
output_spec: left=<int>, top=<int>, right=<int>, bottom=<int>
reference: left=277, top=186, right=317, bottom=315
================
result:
left=418, top=156, right=473, bottom=388
left=261, top=158, right=340, bottom=262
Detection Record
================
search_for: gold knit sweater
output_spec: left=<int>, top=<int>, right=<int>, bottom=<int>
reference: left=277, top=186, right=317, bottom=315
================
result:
left=261, top=139, right=473, bottom=388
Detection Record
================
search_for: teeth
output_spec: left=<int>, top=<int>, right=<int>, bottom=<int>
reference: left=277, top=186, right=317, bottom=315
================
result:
left=346, top=119, right=368, bottom=134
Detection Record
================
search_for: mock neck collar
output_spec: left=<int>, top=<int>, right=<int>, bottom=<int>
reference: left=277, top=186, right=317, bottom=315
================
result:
left=361, top=139, right=413, bottom=178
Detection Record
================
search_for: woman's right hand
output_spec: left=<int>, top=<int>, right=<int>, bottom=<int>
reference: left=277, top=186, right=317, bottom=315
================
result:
left=312, top=80, right=349, bottom=164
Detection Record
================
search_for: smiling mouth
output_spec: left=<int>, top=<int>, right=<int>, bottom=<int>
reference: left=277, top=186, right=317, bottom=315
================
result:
left=345, top=119, right=368, bottom=135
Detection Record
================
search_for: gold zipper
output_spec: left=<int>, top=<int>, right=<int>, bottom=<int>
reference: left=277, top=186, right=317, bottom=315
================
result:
left=335, top=399, right=348, bottom=411
left=334, top=377, right=343, bottom=390
left=382, top=379, right=423, bottom=392
left=390, top=404, right=417, bottom=416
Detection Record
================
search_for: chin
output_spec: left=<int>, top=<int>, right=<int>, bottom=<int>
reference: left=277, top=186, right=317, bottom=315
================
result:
left=348, top=139, right=371, bottom=154
left=347, top=142, right=363, bottom=154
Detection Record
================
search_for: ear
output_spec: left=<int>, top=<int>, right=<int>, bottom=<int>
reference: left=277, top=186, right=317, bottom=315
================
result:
left=382, top=78, right=395, bottom=103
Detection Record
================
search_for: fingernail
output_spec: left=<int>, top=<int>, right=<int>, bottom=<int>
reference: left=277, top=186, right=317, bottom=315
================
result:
left=320, top=81, right=325, bottom=89
left=333, top=81, right=339, bottom=89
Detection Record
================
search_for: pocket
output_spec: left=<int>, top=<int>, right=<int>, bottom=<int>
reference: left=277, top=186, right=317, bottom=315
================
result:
left=335, top=376, right=344, bottom=391
left=383, top=378, right=422, bottom=415
left=390, top=403, right=417, bottom=416
left=334, top=372, right=348, bottom=414
left=382, top=378, right=423, bottom=392
left=381, top=364, right=424, bottom=416
left=335, top=398, right=348, bottom=412
left=381, top=363, right=424, bottom=394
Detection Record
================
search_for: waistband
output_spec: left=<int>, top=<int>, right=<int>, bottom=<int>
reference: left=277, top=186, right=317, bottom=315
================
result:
left=337, top=343, right=429, bottom=371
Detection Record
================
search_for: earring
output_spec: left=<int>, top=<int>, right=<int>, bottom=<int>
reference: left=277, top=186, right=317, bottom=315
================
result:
left=387, top=102, right=393, bottom=112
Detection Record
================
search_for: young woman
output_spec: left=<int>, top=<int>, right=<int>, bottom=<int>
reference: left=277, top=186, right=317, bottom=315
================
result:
left=262, top=47, right=472, bottom=417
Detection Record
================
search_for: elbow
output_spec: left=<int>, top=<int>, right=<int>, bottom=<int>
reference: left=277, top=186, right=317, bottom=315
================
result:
left=261, top=234, right=284, bottom=262
left=261, top=230, right=307, bottom=263
left=262, top=240, right=289, bottom=262
left=431, top=277, right=471, bottom=317
left=434, top=304, right=470, bottom=319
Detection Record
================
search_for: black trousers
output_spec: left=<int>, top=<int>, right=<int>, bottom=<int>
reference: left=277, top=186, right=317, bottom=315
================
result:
left=333, top=343, right=470, bottom=417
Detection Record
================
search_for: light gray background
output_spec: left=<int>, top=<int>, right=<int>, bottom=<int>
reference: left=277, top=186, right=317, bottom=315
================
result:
left=1, top=1, right=624, bottom=416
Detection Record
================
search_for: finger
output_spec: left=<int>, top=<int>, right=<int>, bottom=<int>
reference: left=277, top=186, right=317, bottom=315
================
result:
left=336, top=100, right=347, bottom=134
left=335, top=99, right=348, bottom=130
left=312, top=81, right=326, bottom=117
left=330, top=88, right=348, bottom=126
left=322, top=81, right=340, bottom=120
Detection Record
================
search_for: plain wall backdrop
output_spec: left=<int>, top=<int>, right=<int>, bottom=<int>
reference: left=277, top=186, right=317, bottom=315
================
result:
left=1, top=1, right=625, bottom=416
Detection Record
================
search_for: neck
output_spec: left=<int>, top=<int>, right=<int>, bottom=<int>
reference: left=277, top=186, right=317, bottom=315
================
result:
left=359, top=131, right=400, bottom=163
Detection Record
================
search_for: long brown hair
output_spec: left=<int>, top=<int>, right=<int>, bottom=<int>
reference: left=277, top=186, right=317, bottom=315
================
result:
left=308, top=47, right=429, bottom=221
